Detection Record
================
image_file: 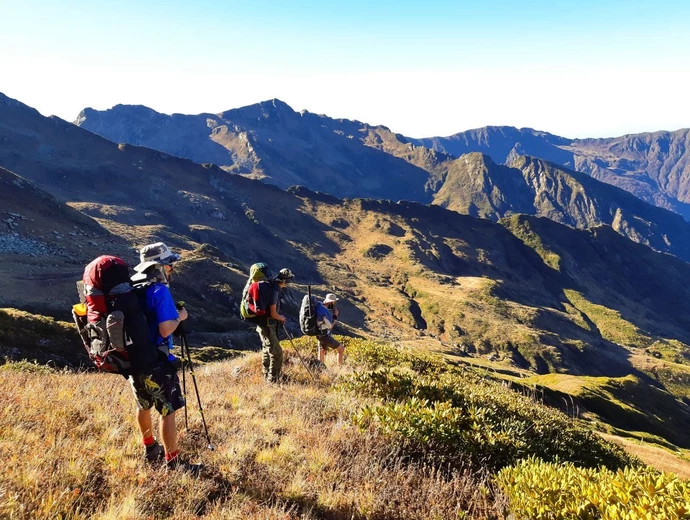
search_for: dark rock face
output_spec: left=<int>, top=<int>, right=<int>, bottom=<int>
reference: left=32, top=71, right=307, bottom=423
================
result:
left=76, top=98, right=690, bottom=220
left=364, top=244, right=393, bottom=259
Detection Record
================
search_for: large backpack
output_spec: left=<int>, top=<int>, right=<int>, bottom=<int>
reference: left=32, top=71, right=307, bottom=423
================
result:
left=299, top=286, right=319, bottom=336
left=240, top=263, right=273, bottom=322
left=72, top=255, right=151, bottom=375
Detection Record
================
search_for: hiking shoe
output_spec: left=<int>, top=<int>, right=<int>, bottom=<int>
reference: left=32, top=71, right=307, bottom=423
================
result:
left=145, top=441, right=165, bottom=463
left=166, top=457, right=204, bottom=476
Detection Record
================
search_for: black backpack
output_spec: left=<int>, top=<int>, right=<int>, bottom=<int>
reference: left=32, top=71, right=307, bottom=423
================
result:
left=299, top=286, right=319, bottom=336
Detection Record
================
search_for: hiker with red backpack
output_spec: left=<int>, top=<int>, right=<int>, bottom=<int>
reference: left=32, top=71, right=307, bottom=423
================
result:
left=240, top=264, right=295, bottom=383
left=73, top=246, right=201, bottom=472
left=129, top=242, right=201, bottom=473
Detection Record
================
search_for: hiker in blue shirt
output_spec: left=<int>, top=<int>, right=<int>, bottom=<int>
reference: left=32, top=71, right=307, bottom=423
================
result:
left=316, top=293, right=344, bottom=366
left=130, top=242, right=200, bottom=473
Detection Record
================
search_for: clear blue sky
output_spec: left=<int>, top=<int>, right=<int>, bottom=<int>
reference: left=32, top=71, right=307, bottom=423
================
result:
left=1, top=0, right=689, bottom=137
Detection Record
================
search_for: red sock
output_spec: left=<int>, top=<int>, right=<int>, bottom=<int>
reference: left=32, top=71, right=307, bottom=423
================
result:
left=143, top=435, right=155, bottom=447
left=165, top=450, right=180, bottom=462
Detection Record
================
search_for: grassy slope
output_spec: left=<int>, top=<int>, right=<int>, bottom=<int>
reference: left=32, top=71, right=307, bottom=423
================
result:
left=1, top=335, right=656, bottom=520
left=0, top=339, right=502, bottom=520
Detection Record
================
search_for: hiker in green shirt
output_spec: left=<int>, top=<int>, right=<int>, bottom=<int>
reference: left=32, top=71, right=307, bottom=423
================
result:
left=256, top=268, right=294, bottom=383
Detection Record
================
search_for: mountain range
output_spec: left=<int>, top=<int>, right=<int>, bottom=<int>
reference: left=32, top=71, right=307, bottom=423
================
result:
left=76, top=100, right=690, bottom=219
left=4, top=91, right=690, bottom=445
left=74, top=98, right=690, bottom=262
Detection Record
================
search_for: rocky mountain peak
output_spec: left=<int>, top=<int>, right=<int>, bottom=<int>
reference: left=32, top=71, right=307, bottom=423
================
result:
left=218, top=98, right=299, bottom=124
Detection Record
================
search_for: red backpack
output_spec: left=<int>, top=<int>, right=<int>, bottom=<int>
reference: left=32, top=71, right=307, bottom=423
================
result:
left=72, top=255, right=150, bottom=374
left=240, top=263, right=274, bottom=323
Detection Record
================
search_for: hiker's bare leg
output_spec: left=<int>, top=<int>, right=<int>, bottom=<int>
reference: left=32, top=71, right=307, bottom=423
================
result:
left=318, top=344, right=326, bottom=363
left=160, top=412, right=178, bottom=454
left=336, top=345, right=344, bottom=366
left=137, top=408, right=154, bottom=438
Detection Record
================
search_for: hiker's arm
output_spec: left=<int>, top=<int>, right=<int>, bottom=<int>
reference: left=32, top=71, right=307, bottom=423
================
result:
left=268, top=304, right=286, bottom=323
left=159, top=307, right=187, bottom=337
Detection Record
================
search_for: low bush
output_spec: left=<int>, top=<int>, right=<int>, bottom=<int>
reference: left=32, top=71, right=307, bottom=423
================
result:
left=343, top=339, right=634, bottom=471
left=497, top=457, right=690, bottom=520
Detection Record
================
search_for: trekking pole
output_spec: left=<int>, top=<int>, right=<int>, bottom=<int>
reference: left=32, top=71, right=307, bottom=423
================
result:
left=177, top=331, right=189, bottom=430
left=281, top=322, right=317, bottom=381
left=178, top=322, right=215, bottom=451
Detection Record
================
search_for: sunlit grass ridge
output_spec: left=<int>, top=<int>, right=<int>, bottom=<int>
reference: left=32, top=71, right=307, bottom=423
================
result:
left=1, top=336, right=687, bottom=519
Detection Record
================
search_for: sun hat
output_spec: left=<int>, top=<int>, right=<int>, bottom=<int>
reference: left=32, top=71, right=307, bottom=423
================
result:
left=276, top=268, right=295, bottom=281
left=324, top=293, right=339, bottom=303
left=137, top=242, right=181, bottom=266
left=132, top=242, right=179, bottom=272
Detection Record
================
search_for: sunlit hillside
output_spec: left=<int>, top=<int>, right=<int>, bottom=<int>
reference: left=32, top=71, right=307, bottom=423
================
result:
left=3, top=337, right=690, bottom=519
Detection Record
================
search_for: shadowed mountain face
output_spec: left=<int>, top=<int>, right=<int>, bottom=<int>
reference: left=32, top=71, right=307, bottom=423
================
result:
left=433, top=153, right=690, bottom=262
left=0, top=166, right=129, bottom=315
left=76, top=101, right=690, bottom=218
left=75, top=99, right=432, bottom=203
left=411, top=125, right=690, bottom=218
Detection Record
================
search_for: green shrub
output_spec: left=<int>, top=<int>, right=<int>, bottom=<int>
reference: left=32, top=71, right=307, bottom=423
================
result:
left=0, top=359, right=57, bottom=374
left=344, top=337, right=448, bottom=374
left=341, top=341, right=632, bottom=471
left=343, top=338, right=410, bottom=370
left=497, top=457, right=690, bottom=520
left=348, top=369, right=632, bottom=471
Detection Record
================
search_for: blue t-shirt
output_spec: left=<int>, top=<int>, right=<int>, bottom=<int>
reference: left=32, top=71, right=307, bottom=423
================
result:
left=144, top=283, right=179, bottom=351
left=316, top=302, right=334, bottom=335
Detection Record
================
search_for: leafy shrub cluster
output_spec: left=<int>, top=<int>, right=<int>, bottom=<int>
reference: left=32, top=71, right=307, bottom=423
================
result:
left=343, top=339, right=634, bottom=472
left=0, top=358, right=58, bottom=374
left=497, top=457, right=690, bottom=520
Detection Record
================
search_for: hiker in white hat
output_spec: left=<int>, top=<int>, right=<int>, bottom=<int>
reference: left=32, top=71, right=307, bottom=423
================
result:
left=129, top=242, right=200, bottom=473
left=316, top=293, right=345, bottom=366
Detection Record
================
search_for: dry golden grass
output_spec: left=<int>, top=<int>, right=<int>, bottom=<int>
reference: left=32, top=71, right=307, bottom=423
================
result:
left=0, top=340, right=503, bottom=519
left=600, top=433, right=690, bottom=479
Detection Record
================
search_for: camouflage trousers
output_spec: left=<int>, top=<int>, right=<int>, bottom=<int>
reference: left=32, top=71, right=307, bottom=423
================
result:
left=257, top=320, right=283, bottom=383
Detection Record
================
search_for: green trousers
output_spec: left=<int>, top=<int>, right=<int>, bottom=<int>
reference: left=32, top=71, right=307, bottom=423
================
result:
left=257, top=321, right=283, bottom=382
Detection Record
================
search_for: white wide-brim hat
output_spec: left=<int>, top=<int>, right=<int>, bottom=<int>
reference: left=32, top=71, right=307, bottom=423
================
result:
left=324, top=293, right=339, bottom=303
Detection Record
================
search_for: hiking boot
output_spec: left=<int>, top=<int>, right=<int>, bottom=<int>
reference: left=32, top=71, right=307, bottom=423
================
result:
left=145, top=441, right=165, bottom=463
left=166, top=457, right=204, bottom=476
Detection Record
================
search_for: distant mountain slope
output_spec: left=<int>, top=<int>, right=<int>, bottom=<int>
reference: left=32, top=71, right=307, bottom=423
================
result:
left=4, top=91, right=690, bottom=361
left=0, top=165, right=127, bottom=313
left=75, top=99, right=432, bottom=203
left=432, top=153, right=690, bottom=262
left=412, top=125, right=574, bottom=167
left=411, top=126, right=690, bottom=218
left=570, top=130, right=690, bottom=209
left=75, top=98, right=690, bottom=221
left=72, top=96, right=690, bottom=264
